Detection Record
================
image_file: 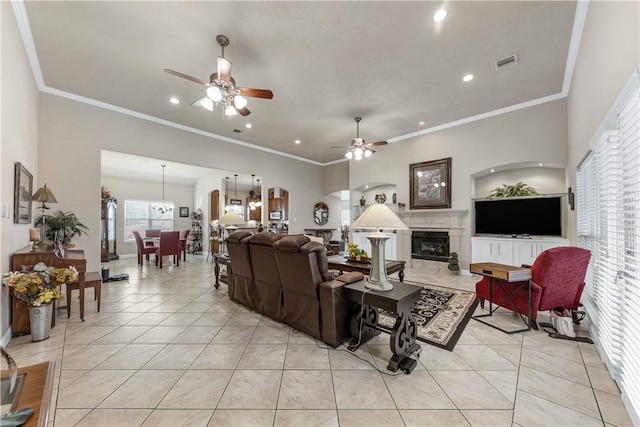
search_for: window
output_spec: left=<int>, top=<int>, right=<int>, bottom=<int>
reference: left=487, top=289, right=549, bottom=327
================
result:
left=577, top=72, right=639, bottom=423
left=123, top=200, right=173, bottom=242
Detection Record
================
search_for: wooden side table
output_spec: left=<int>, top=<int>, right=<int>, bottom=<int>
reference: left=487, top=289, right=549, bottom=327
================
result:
left=344, top=280, right=422, bottom=374
left=470, top=262, right=533, bottom=334
left=213, top=253, right=229, bottom=289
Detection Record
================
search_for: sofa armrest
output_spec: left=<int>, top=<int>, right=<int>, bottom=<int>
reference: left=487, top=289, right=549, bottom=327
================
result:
left=318, top=279, right=356, bottom=347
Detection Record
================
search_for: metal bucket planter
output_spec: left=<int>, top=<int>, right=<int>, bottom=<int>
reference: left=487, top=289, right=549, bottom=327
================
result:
left=28, top=304, right=52, bottom=342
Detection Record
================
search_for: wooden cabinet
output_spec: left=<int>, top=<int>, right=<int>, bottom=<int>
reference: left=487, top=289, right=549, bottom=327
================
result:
left=471, top=236, right=568, bottom=266
left=268, top=188, right=289, bottom=220
left=100, top=200, right=118, bottom=262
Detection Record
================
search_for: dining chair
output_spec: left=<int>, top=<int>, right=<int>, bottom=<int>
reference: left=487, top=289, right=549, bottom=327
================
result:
left=145, top=229, right=161, bottom=247
left=179, top=229, right=190, bottom=261
left=156, top=231, right=180, bottom=268
left=133, top=230, right=156, bottom=265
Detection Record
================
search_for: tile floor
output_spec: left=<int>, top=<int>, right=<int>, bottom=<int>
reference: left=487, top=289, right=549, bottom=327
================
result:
left=3, top=256, right=633, bottom=426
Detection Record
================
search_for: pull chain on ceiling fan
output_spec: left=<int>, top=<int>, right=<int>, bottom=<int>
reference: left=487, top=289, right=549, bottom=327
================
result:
left=165, top=34, right=274, bottom=118
left=331, top=117, right=388, bottom=160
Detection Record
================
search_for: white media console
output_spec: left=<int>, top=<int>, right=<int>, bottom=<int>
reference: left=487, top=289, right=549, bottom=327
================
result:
left=471, top=236, right=569, bottom=266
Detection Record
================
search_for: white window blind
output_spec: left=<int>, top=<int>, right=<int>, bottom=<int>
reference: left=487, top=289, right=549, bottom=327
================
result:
left=619, top=79, right=640, bottom=417
left=123, top=200, right=173, bottom=242
left=577, top=72, right=640, bottom=423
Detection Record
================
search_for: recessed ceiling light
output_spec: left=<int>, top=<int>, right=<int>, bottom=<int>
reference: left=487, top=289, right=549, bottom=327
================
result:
left=490, top=169, right=495, bottom=173
left=463, top=74, right=474, bottom=82
left=418, top=121, right=425, bottom=126
left=365, top=185, right=369, bottom=189
left=433, top=9, right=448, bottom=22
left=245, top=123, right=252, bottom=129
left=294, top=140, right=301, bottom=144
left=169, top=97, right=180, bottom=104
left=538, top=163, right=544, bottom=166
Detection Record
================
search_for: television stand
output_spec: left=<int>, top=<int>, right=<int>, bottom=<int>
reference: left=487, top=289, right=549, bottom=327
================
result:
left=471, top=236, right=568, bottom=267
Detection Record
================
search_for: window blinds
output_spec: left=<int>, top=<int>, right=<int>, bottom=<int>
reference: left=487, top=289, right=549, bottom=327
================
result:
left=577, top=72, right=640, bottom=423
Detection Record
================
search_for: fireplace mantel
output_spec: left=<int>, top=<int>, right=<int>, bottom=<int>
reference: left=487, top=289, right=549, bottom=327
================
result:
left=396, top=210, right=468, bottom=264
left=398, top=209, right=468, bottom=229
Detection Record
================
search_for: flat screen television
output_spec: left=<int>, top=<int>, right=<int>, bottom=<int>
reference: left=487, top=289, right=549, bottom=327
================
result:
left=474, top=196, right=563, bottom=236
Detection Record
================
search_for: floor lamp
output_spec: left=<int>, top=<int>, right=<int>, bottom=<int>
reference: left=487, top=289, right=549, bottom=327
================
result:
left=218, top=212, right=244, bottom=254
left=32, top=183, right=58, bottom=244
left=350, top=203, right=408, bottom=291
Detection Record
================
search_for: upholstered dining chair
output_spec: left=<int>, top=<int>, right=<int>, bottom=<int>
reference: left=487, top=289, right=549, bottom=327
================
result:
left=156, top=231, right=181, bottom=268
left=475, top=246, right=591, bottom=327
left=145, top=229, right=161, bottom=247
left=179, top=229, right=190, bottom=261
left=133, top=230, right=156, bottom=265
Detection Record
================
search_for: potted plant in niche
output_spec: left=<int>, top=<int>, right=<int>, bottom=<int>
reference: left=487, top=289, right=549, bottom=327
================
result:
left=35, top=211, right=89, bottom=248
left=488, top=182, right=538, bottom=198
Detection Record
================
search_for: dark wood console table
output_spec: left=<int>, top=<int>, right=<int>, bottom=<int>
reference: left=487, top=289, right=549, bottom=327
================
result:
left=327, top=255, right=405, bottom=282
left=344, top=280, right=422, bottom=374
left=213, top=253, right=229, bottom=289
left=11, top=246, right=88, bottom=335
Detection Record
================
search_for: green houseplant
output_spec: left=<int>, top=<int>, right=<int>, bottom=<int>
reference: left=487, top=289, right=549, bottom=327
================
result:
left=488, top=182, right=538, bottom=198
left=35, top=211, right=89, bottom=246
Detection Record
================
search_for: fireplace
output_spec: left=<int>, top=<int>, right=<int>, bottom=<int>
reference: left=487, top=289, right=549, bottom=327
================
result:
left=412, top=231, right=450, bottom=261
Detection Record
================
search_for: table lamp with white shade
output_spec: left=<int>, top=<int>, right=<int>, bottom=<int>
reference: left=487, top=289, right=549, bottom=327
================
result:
left=350, top=203, right=408, bottom=291
left=218, top=212, right=245, bottom=254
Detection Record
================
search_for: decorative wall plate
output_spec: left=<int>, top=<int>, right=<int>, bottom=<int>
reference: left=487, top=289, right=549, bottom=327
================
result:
left=375, top=194, right=386, bottom=204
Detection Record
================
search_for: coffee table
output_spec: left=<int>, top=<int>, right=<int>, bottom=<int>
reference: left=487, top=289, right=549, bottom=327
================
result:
left=327, top=255, right=405, bottom=282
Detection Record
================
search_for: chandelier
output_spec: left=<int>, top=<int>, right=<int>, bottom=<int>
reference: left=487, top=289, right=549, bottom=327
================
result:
left=152, top=165, right=174, bottom=213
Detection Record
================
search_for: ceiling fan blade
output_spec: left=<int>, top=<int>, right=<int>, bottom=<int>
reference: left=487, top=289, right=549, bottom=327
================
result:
left=366, top=140, right=388, bottom=147
left=164, top=69, right=208, bottom=86
left=330, top=146, right=350, bottom=149
left=237, top=87, right=274, bottom=99
left=217, top=57, right=232, bottom=83
left=235, top=106, right=251, bottom=116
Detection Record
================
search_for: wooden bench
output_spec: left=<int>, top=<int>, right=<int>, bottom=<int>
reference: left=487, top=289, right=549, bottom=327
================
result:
left=65, top=271, right=102, bottom=318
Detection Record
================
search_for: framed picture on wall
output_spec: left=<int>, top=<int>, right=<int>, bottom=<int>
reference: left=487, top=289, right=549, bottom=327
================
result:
left=409, top=157, right=452, bottom=209
left=179, top=207, right=189, bottom=217
left=14, top=162, right=33, bottom=224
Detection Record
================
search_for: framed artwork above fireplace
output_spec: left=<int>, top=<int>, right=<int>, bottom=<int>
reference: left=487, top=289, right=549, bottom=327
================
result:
left=409, top=157, right=451, bottom=209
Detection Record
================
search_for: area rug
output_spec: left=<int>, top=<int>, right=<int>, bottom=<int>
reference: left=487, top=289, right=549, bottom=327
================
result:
left=377, top=282, right=479, bottom=351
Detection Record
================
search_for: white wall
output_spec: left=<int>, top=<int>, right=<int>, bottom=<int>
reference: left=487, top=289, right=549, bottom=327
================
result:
left=566, top=0, right=640, bottom=244
left=350, top=99, right=568, bottom=267
left=1, top=2, right=40, bottom=343
left=37, top=94, right=329, bottom=271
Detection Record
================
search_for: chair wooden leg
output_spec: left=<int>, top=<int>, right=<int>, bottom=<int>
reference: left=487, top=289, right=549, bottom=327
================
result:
left=96, top=283, right=101, bottom=312
left=480, top=299, right=485, bottom=309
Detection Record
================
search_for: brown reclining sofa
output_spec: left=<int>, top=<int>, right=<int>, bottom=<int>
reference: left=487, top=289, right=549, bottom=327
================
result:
left=226, top=231, right=363, bottom=347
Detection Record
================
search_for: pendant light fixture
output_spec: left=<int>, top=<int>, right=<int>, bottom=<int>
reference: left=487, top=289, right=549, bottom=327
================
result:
left=249, top=174, right=257, bottom=210
left=224, top=176, right=230, bottom=212
left=255, top=178, right=262, bottom=208
left=152, top=165, right=174, bottom=213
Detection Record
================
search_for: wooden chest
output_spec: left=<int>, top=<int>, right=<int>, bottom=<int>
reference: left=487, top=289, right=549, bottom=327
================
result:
left=470, top=262, right=532, bottom=282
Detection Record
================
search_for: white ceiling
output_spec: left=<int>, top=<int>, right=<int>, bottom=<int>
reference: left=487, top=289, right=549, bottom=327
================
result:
left=20, top=1, right=577, bottom=167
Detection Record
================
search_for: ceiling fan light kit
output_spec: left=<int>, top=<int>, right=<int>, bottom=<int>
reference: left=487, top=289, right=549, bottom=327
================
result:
left=337, top=117, right=387, bottom=160
left=165, top=34, right=273, bottom=118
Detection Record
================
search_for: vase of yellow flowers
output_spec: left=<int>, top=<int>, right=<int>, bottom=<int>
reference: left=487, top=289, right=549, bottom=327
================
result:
left=4, top=262, right=77, bottom=341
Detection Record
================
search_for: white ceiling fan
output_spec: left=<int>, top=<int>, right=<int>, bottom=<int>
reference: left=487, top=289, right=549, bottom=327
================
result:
left=332, top=117, right=388, bottom=160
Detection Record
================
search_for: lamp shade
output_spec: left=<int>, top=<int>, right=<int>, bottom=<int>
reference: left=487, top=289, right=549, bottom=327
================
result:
left=218, top=211, right=244, bottom=225
left=351, top=203, right=407, bottom=231
left=32, top=184, right=57, bottom=203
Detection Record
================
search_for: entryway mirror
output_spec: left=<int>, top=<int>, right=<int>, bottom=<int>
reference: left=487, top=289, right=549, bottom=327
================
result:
left=314, top=202, right=329, bottom=225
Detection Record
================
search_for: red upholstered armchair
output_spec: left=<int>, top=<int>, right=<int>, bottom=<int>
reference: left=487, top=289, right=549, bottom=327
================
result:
left=475, top=246, right=591, bottom=324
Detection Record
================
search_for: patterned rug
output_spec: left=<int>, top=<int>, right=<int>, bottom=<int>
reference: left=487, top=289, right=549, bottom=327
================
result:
left=377, top=282, right=479, bottom=351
